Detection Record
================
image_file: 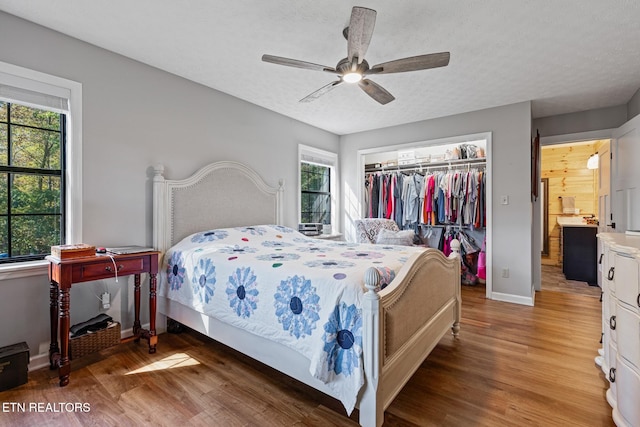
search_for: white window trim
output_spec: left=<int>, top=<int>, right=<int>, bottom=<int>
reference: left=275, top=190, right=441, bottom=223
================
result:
left=0, top=61, right=82, bottom=279
left=298, top=144, right=339, bottom=230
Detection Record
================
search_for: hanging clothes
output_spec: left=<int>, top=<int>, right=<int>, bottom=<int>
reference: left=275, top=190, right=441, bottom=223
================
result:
left=477, top=236, right=487, bottom=283
left=364, top=168, right=486, bottom=232
left=363, top=147, right=487, bottom=286
left=394, top=173, right=404, bottom=227
left=370, top=174, right=379, bottom=218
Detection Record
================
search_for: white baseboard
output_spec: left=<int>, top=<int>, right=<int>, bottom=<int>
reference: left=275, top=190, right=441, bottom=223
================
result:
left=489, top=291, right=534, bottom=306
left=29, top=354, right=50, bottom=371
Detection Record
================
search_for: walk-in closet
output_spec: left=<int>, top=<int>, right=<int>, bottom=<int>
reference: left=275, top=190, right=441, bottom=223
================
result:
left=360, top=135, right=491, bottom=290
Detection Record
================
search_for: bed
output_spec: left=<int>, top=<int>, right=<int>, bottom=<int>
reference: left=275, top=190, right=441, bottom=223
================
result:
left=152, top=161, right=461, bottom=427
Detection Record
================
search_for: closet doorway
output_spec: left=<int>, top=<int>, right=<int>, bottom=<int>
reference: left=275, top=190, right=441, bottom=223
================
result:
left=357, top=132, right=492, bottom=299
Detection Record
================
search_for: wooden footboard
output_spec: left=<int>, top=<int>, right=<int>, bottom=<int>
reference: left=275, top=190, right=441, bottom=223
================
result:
left=359, top=241, right=461, bottom=427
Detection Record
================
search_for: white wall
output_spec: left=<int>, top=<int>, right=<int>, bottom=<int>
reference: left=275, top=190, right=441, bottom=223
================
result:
left=339, top=102, right=535, bottom=305
left=0, top=11, right=339, bottom=362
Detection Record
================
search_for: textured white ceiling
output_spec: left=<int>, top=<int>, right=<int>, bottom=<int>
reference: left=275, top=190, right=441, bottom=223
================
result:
left=1, top=1, right=639, bottom=135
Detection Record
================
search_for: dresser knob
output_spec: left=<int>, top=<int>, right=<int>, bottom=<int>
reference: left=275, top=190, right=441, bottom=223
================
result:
left=609, top=315, right=616, bottom=330
left=598, top=253, right=604, bottom=264
left=609, top=367, right=616, bottom=383
left=607, top=267, right=615, bottom=281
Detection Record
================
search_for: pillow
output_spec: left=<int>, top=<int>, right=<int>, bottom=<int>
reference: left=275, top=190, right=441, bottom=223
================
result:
left=375, top=228, right=415, bottom=246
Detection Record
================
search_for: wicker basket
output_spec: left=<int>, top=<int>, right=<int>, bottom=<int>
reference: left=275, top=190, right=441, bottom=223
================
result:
left=69, top=322, right=120, bottom=360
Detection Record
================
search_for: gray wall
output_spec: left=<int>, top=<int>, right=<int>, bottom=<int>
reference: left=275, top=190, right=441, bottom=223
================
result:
left=533, top=105, right=628, bottom=138
left=533, top=89, right=640, bottom=138
left=339, top=102, right=535, bottom=303
left=0, top=11, right=339, bottom=362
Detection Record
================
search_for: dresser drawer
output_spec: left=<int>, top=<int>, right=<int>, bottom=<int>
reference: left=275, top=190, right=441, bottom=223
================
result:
left=616, top=356, right=640, bottom=427
left=617, top=303, right=640, bottom=370
left=614, top=253, right=639, bottom=311
left=72, top=257, right=146, bottom=282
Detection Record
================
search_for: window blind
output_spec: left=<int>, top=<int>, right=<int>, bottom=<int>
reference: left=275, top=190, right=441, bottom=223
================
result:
left=0, top=71, right=70, bottom=112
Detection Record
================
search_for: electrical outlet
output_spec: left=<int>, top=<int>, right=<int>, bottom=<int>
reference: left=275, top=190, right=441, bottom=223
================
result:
left=501, top=268, right=509, bottom=278
left=101, top=292, right=111, bottom=310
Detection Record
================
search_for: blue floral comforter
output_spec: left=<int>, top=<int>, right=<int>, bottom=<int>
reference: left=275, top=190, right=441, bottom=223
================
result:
left=159, top=225, right=424, bottom=413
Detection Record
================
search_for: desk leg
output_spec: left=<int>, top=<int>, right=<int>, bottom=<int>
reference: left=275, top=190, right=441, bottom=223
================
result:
left=133, top=273, right=141, bottom=341
left=58, top=287, right=71, bottom=387
left=133, top=272, right=157, bottom=353
left=49, top=281, right=60, bottom=370
left=149, top=273, right=157, bottom=353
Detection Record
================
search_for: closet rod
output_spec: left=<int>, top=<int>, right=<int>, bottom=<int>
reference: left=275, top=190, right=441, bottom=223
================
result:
left=420, top=223, right=478, bottom=229
left=365, top=157, right=486, bottom=173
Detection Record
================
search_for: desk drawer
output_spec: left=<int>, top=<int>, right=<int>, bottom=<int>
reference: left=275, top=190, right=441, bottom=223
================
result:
left=73, top=258, right=146, bottom=282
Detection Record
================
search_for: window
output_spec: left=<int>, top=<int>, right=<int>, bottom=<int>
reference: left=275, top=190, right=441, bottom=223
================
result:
left=300, top=162, right=331, bottom=224
left=0, top=61, right=82, bottom=276
left=0, top=101, right=65, bottom=262
left=298, top=145, right=338, bottom=229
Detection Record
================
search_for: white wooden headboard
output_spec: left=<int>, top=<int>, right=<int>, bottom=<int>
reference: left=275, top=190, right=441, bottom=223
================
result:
left=153, top=161, right=284, bottom=253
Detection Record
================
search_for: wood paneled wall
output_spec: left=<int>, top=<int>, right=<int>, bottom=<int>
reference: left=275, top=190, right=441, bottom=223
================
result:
left=541, top=142, right=601, bottom=266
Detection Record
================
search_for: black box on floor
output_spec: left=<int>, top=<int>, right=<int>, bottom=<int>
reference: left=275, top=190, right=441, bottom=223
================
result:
left=0, top=342, right=29, bottom=391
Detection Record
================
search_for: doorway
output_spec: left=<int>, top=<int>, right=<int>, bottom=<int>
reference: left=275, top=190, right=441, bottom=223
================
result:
left=540, top=139, right=610, bottom=296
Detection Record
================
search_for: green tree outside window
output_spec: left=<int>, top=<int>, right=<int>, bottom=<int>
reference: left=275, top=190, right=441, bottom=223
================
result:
left=0, top=101, right=64, bottom=262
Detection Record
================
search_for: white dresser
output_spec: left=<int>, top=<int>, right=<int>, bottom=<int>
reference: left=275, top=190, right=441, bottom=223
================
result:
left=597, top=232, right=640, bottom=427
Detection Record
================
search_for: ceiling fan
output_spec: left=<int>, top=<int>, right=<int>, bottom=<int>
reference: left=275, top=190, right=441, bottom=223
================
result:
left=262, top=6, right=450, bottom=105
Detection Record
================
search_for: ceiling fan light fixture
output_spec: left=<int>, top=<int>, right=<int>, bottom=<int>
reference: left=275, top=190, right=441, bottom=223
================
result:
left=343, top=72, right=363, bottom=83
left=261, top=7, right=450, bottom=104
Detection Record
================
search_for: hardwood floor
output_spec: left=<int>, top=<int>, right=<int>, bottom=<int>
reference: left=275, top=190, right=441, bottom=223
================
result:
left=0, top=284, right=613, bottom=427
left=541, top=264, right=602, bottom=297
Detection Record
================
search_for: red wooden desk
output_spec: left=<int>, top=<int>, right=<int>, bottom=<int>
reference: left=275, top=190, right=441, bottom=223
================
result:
left=46, top=251, right=159, bottom=387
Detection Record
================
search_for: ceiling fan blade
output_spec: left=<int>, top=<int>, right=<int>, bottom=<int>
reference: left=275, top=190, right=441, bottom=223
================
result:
left=367, top=52, right=450, bottom=75
left=262, top=54, right=336, bottom=73
left=299, top=80, right=343, bottom=103
left=358, top=79, right=395, bottom=105
left=347, top=7, right=376, bottom=64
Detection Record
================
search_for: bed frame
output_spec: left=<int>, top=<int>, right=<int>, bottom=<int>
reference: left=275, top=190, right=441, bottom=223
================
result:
left=152, top=161, right=461, bottom=427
